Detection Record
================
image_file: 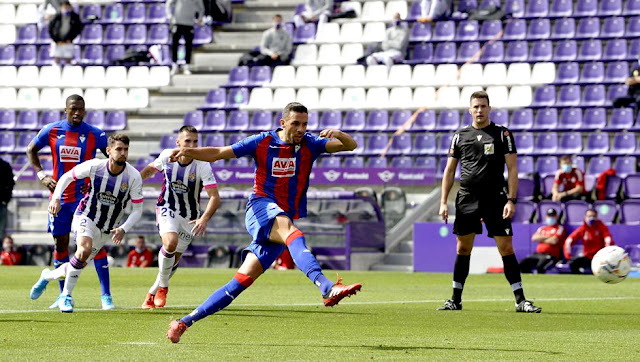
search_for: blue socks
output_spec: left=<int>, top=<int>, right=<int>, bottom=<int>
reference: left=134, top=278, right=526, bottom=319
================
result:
left=93, top=249, right=111, bottom=296
left=181, top=273, right=253, bottom=327
left=54, top=250, right=69, bottom=293
left=286, top=231, right=333, bottom=296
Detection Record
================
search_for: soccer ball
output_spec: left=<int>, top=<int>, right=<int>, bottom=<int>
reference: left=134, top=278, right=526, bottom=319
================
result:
left=591, top=246, right=632, bottom=284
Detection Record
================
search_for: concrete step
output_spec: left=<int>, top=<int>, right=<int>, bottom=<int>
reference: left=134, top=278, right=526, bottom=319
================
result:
left=148, top=94, right=203, bottom=109
left=370, top=264, right=413, bottom=272
left=126, top=118, right=183, bottom=136
left=221, top=22, right=271, bottom=31
left=158, top=86, right=211, bottom=95
left=137, top=107, right=195, bottom=117
left=171, top=74, right=228, bottom=87
left=210, top=32, right=262, bottom=47
left=397, top=240, right=414, bottom=253
left=243, top=0, right=301, bottom=10
left=192, top=51, right=243, bottom=69
left=233, top=10, right=295, bottom=24
left=198, top=43, right=254, bottom=53
left=383, top=252, right=413, bottom=265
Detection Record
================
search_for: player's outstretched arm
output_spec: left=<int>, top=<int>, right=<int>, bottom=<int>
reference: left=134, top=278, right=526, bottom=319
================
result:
left=170, top=146, right=236, bottom=163
left=140, top=162, right=159, bottom=180
left=189, top=187, right=221, bottom=236
left=321, top=129, right=357, bottom=153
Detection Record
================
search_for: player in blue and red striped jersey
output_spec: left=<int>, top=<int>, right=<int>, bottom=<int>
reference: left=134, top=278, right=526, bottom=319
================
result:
left=26, top=94, right=115, bottom=310
left=166, top=102, right=362, bottom=343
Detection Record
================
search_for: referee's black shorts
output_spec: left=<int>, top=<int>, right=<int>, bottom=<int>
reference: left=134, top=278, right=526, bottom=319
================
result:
left=453, top=191, right=513, bottom=238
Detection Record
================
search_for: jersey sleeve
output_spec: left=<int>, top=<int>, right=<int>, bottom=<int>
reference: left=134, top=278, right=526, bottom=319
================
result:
left=129, top=170, right=144, bottom=204
left=231, top=133, right=265, bottom=158
left=306, top=134, right=328, bottom=157
left=32, top=124, right=54, bottom=149
left=152, top=149, right=172, bottom=172
left=448, top=132, right=461, bottom=159
left=71, top=158, right=101, bottom=180
left=500, top=127, right=517, bottom=155
left=96, top=130, right=108, bottom=151
left=198, top=162, right=217, bottom=189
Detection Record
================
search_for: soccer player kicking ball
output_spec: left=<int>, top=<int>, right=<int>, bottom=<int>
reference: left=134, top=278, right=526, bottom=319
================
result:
left=166, top=102, right=362, bottom=343
left=139, top=125, right=221, bottom=309
left=30, top=134, right=144, bottom=313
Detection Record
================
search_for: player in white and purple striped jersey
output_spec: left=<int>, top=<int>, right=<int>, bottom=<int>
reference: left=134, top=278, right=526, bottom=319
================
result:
left=139, top=125, right=221, bottom=309
left=29, top=134, right=144, bottom=313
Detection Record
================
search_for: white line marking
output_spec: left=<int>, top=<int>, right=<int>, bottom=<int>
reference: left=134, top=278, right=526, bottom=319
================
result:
left=119, top=342, right=158, bottom=345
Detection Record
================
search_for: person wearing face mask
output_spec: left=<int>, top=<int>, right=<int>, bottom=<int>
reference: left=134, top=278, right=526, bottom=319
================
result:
left=551, top=155, right=585, bottom=202
left=127, top=236, right=154, bottom=268
left=612, top=55, right=640, bottom=110
left=1, top=236, right=22, bottom=266
left=564, top=209, right=614, bottom=274
left=365, top=13, right=409, bottom=67
left=238, top=14, right=292, bottom=66
left=47, top=1, right=82, bottom=66
left=519, top=208, right=566, bottom=274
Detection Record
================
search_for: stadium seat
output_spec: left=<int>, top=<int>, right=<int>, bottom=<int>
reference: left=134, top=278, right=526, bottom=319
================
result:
left=293, top=23, right=316, bottom=44
left=361, top=0, right=385, bottom=21
left=16, top=24, right=37, bottom=45
left=607, top=108, right=634, bottom=131
left=504, top=40, right=528, bottom=62
left=435, top=110, right=459, bottom=131
left=147, top=3, right=167, bottom=23
left=415, top=156, right=436, bottom=169
left=105, top=24, right=125, bottom=44
left=456, top=20, right=479, bottom=41
left=225, top=87, right=249, bottom=109
left=15, top=4, right=37, bottom=24
left=85, top=110, right=105, bottom=129
left=433, top=42, right=456, bottom=64
left=530, top=40, right=553, bottom=62
left=296, top=88, right=319, bottom=109
left=344, top=156, right=365, bottom=168
left=203, top=110, right=226, bottom=131
left=506, top=63, right=531, bottom=86
left=248, top=110, right=272, bottom=131
left=341, top=65, right=365, bottom=87
left=342, top=87, right=366, bottom=109
left=16, top=110, right=37, bottom=130
left=479, top=41, right=504, bottom=62
left=575, top=0, right=598, bottom=16
left=583, top=108, right=607, bottom=130
left=435, top=86, right=460, bottom=109
left=103, top=3, right=124, bottom=23
left=183, top=111, right=204, bottom=130
left=316, top=44, right=340, bottom=65
left=533, top=108, right=558, bottom=130
left=512, top=201, right=535, bottom=223
left=436, top=133, right=453, bottom=155
left=483, top=63, right=507, bottom=86
left=365, top=110, right=388, bottom=131
left=503, top=19, right=526, bottom=40
left=204, top=133, right=225, bottom=148
left=339, top=22, right=363, bottom=44
left=105, top=111, right=127, bottom=131
left=387, top=135, right=412, bottom=155
left=611, top=133, right=636, bottom=155
left=0, top=88, right=17, bottom=109
left=514, top=132, right=534, bottom=154
left=603, top=61, right=628, bottom=84
left=620, top=200, right=640, bottom=224
left=387, top=65, right=412, bottom=87
left=412, top=87, right=437, bottom=108
left=364, top=65, right=388, bottom=87
left=433, top=21, right=455, bottom=41
left=564, top=200, right=591, bottom=225
left=407, top=43, right=433, bottom=64
left=321, top=110, right=343, bottom=130
left=84, top=88, right=106, bottom=109
left=578, top=39, right=602, bottom=61
left=527, top=18, right=551, bottom=40
left=0, top=110, right=15, bottom=130
left=318, top=88, right=342, bottom=109
left=365, top=134, right=389, bottom=156
left=367, top=156, right=388, bottom=168
left=226, top=110, right=249, bottom=131
left=410, top=22, right=431, bottom=42
left=600, top=0, right=623, bottom=15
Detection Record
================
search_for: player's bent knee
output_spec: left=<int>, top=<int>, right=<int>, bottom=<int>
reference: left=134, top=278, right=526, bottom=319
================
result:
left=238, top=252, right=264, bottom=280
left=285, top=230, right=304, bottom=246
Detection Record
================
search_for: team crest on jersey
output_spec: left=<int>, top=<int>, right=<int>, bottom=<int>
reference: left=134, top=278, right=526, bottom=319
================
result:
left=188, top=172, right=196, bottom=182
left=120, top=183, right=128, bottom=192
left=97, top=191, right=118, bottom=206
left=171, top=180, right=190, bottom=194
left=272, top=158, right=296, bottom=178
left=295, top=144, right=301, bottom=153
left=59, top=145, right=81, bottom=163
left=484, top=143, right=494, bottom=155
left=79, top=134, right=86, bottom=143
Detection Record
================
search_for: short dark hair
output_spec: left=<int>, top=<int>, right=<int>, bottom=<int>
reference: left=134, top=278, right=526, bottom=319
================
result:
left=470, top=90, right=490, bottom=106
left=137, top=235, right=145, bottom=240
left=3, top=235, right=13, bottom=243
left=179, top=125, right=198, bottom=134
left=66, top=94, right=84, bottom=106
left=274, top=14, right=282, bottom=20
left=282, top=102, right=308, bottom=120
left=60, top=0, right=71, bottom=5
left=108, top=133, right=130, bottom=147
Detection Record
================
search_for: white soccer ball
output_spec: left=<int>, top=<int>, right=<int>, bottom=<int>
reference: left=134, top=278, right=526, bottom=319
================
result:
left=591, top=246, right=632, bottom=284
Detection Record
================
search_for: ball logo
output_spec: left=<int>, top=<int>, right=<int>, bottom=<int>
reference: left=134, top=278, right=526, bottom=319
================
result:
left=97, top=191, right=118, bottom=206
left=170, top=180, right=190, bottom=194
left=215, top=169, right=233, bottom=181
left=272, top=157, right=296, bottom=178
left=59, top=146, right=81, bottom=163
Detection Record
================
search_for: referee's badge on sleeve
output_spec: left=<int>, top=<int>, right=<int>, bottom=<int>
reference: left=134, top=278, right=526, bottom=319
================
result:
left=484, top=143, right=494, bottom=155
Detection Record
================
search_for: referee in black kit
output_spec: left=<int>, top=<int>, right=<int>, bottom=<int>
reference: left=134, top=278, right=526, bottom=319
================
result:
left=437, top=91, right=541, bottom=313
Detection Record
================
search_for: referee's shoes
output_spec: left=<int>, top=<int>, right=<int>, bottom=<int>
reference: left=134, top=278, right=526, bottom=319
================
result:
left=437, top=299, right=462, bottom=310
left=515, top=300, right=542, bottom=313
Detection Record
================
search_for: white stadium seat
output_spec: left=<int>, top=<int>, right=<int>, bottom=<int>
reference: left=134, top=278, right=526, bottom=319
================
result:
left=316, top=43, right=341, bottom=65
left=434, top=86, right=460, bottom=109
left=314, top=22, right=340, bottom=43
left=39, top=88, right=62, bottom=109
left=364, top=64, right=388, bottom=87
left=341, top=64, right=365, bottom=87
left=291, top=44, right=317, bottom=66
left=148, top=66, right=170, bottom=87
left=319, top=87, right=343, bottom=109
left=459, top=86, right=483, bottom=108
left=295, top=65, right=319, bottom=86
left=0, top=88, right=17, bottom=108
left=342, top=87, right=366, bottom=109
left=362, top=22, right=386, bottom=43
left=272, top=87, right=296, bottom=110
left=296, top=88, right=320, bottom=109
left=127, top=66, right=150, bottom=87
left=339, top=23, right=363, bottom=43
left=531, top=62, right=556, bottom=85
left=270, top=65, right=296, bottom=87
left=17, top=87, right=39, bottom=109
left=457, top=63, right=484, bottom=86
left=361, top=1, right=385, bottom=21
left=0, top=66, right=16, bottom=87
left=365, top=87, right=389, bottom=109
left=506, top=63, right=531, bottom=86
left=104, top=66, right=128, bottom=88
left=387, top=64, right=412, bottom=87
left=0, top=5, right=15, bottom=24
left=62, top=88, right=83, bottom=102
left=508, top=85, right=533, bottom=108
left=340, top=43, right=364, bottom=64
left=39, top=66, right=61, bottom=87
left=412, top=86, right=436, bottom=108
left=244, top=87, right=273, bottom=110
left=15, top=4, right=38, bottom=24
left=389, top=86, right=413, bottom=109
left=485, top=86, right=509, bottom=108
left=0, top=25, right=16, bottom=44
left=16, top=66, right=39, bottom=87
left=385, top=0, right=408, bottom=19
left=105, top=88, right=128, bottom=109
left=83, top=66, right=106, bottom=87
left=433, top=64, right=458, bottom=87
left=317, top=65, right=342, bottom=87
left=411, top=64, right=436, bottom=87
left=128, top=88, right=149, bottom=108
left=482, top=63, right=508, bottom=86
left=84, top=88, right=106, bottom=109
left=60, top=66, right=84, bottom=88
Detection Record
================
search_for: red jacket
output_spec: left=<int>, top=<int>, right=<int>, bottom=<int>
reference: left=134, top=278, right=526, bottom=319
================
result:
left=564, top=220, right=614, bottom=259
left=1, top=250, right=21, bottom=265
left=534, top=224, right=566, bottom=259
left=127, top=248, right=153, bottom=267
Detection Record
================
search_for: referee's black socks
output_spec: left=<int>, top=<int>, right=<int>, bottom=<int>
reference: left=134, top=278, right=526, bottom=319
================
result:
left=502, top=254, right=525, bottom=304
left=451, top=254, right=471, bottom=304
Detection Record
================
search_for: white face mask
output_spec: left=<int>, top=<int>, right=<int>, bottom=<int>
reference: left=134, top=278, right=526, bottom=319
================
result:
left=561, top=164, right=572, bottom=173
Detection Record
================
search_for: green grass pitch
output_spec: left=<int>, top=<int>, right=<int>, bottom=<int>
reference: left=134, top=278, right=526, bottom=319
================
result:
left=1, top=266, right=639, bottom=361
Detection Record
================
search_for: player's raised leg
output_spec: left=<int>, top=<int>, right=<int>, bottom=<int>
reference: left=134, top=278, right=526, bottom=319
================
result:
left=438, top=233, right=474, bottom=311
left=495, top=236, right=541, bottom=313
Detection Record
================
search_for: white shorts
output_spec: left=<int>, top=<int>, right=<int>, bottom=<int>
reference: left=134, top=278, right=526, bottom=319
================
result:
left=156, top=206, right=195, bottom=254
left=72, top=215, right=110, bottom=261
left=51, top=42, right=74, bottom=59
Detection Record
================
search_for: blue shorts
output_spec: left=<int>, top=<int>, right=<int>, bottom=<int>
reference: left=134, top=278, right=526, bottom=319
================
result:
left=242, top=198, right=289, bottom=270
left=47, top=201, right=79, bottom=236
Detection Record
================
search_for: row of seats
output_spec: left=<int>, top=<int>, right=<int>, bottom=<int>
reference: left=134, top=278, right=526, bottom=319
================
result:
left=514, top=200, right=640, bottom=225
left=0, top=87, right=149, bottom=109
left=183, top=108, right=640, bottom=133
left=77, top=2, right=170, bottom=24
left=480, top=0, right=640, bottom=19
left=0, top=109, right=127, bottom=131
left=0, top=65, right=170, bottom=88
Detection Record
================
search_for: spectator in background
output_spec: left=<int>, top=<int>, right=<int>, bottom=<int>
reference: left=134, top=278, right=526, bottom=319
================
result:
left=612, top=54, right=640, bottom=111
left=48, top=1, right=82, bottom=66
left=0, top=157, right=14, bottom=238
left=239, top=14, right=292, bottom=66
left=1, top=236, right=21, bottom=265
left=366, top=13, right=409, bottom=68
left=167, top=0, right=205, bottom=75
left=520, top=208, right=566, bottom=274
left=127, top=236, right=154, bottom=268
left=39, top=0, right=62, bottom=28
left=293, top=0, right=333, bottom=28
left=564, top=209, right=614, bottom=274
left=551, top=155, right=585, bottom=202
left=418, top=0, right=453, bottom=23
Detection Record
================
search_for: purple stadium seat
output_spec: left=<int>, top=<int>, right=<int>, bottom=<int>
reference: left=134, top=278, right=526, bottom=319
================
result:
left=203, top=110, right=226, bottom=131
left=0, top=45, right=15, bottom=65
left=413, top=110, right=436, bottom=130
left=614, top=156, right=637, bottom=177
left=587, top=156, right=612, bottom=176
left=461, top=112, right=473, bottom=127
left=344, top=156, right=365, bottom=168
left=433, top=42, right=456, bottom=63
left=436, top=110, right=459, bottom=131
left=556, top=85, right=581, bottom=107
left=526, top=0, right=549, bottom=17
left=503, top=19, right=526, bottom=40
left=158, top=135, right=177, bottom=150
left=527, top=18, right=551, bottom=40
left=16, top=110, right=38, bottom=130
left=558, top=108, right=582, bottom=130
left=224, top=66, right=249, bottom=87
left=79, top=24, right=103, bottom=45
left=600, top=0, right=623, bottom=15
left=16, top=24, right=37, bottom=45
left=459, top=0, right=479, bottom=12
left=105, top=45, right=125, bottom=63
left=37, top=46, right=53, bottom=65
left=388, top=135, right=412, bottom=155
left=512, top=201, right=536, bottom=223
left=183, top=111, right=204, bottom=130
left=505, top=0, right=526, bottom=17
left=604, top=39, right=628, bottom=62
left=39, top=111, right=60, bottom=128
left=81, top=45, right=104, bottom=65
left=556, top=62, right=579, bottom=84
left=539, top=174, right=555, bottom=197
left=456, top=20, right=479, bottom=41
left=531, top=85, right=556, bottom=106
left=412, top=133, right=436, bottom=155
left=148, top=24, right=170, bottom=44
left=37, top=26, right=51, bottom=45
left=391, top=156, right=413, bottom=168
left=147, top=3, right=167, bottom=23
left=621, top=200, right=640, bottom=224
left=592, top=200, right=617, bottom=224
left=564, top=200, right=590, bottom=225
left=479, top=41, right=504, bottom=62
left=533, top=108, right=558, bottom=130
left=624, top=175, right=640, bottom=198
left=607, top=108, right=634, bottom=130
left=85, top=110, right=104, bottom=129
left=553, top=40, right=577, bottom=61
left=225, top=88, right=249, bottom=108
left=126, top=24, right=147, bottom=44
left=608, top=85, right=628, bottom=106
left=436, top=133, right=453, bottom=155
left=550, top=0, right=573, bottom=16
left=293, top=23, right=316, bottom=43
left=536, top=156, right=558, bottom=177
left=529, top=40, right=553, bottom=62
left=514, top=132, right=534, bottom=154
left=410, top=22, right=432, bottom=42
left=365, top=134, right=389, bottom=155
left=557, top=132, right=583, bottom=154
left=366, top=111, right=389, bottom=131
left=227, top=110, right=249, bottom=131
left=510, top=109, right=533, bottom=130
left=390, top=110, right=411, bottom=130
left=81, top=4, right=102, bottom=22
left=602, top=17, right=625, bottom=38
left=583, top=132, right=609, bottom=154
left=517, top=177, right=536, bottom=201
left=203, top=89, right=226, bottom=109
left=306, top=110, right=318, bottom=131
left=194, top=24, right=213, bottom=45
left=575, top=0, right=598, bottom=16
left=504, top=40, right=528, bottom=62
left=367, top=157, right=388, bottom=168
left=125, top=3, right=146, bottom=23
left=204, top=133, right=225, bottom=148
left=457, top=41, right=480, bottom=63
left=433, top=21, right=455, bottom=41
left=14, top=132, right=36, bottom=153
left=538, top=200, right=562, bottom=219
left=627, top=16, right=640, bottom=38
left=580, top=62, right=604, bottom=83
left=581, top=85, right=606, bottom=106
left=625, top=0, right=640, bottom=14
left=320, top=110, right=342, bottom=130
left=535, top=132, right=558, bottom=154
left=249, top=110, right=273, bottom=131
left=478, top=20, right=501, bottom=41
left=229, top=157, right=249, bottom=167
left=102, top=3, right=124, bottom=23
left=408, top=43, right=433, bottom=64
left=248, top=66, right=271, bottom=87
left=577, top=39, right=602, bottom=61
left=576, top=17, right=600, bottom=39
left=321, top=156, right=341, bottom=168
left=604, top=61, right=629, bottom=83
left=135, top=157, right=154, bottom=171
left=551, top=18, right=575, bottom=39
left=15, top=45, right=37, bottom=66
left=105, top=24, right=126, bottom=44
left=611, top=133, right=636, bottom=155
left=0, top=110, right=15, bottom=130
left=415, top=156, right=436, bottom=169
left=105, top=111, right=126, bottom=131
left=517, top=155, right=535, bottom=176
left=492, top=109, right=509, bottom=126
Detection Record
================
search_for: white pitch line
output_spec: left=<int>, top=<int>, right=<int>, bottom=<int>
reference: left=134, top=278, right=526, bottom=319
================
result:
left=1, top=296, right=639, bottom=314
left=119, top=342, right=158, bottom=345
